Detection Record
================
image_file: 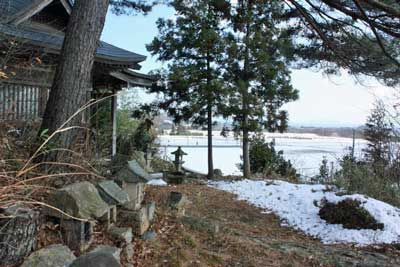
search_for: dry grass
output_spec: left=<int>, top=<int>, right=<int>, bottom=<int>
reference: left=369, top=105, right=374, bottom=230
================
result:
left=133, top=183, right=400, bottom=267
left=0, top=98, right=113, bottom=214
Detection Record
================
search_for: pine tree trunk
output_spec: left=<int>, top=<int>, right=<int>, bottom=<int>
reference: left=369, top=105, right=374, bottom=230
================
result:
left=39, top=0, right=109, bottom=161
left=207, top=101, right=214, bottom=179
left=242, top=118, right=251, bottom=178
left=206, top=53, right=214, bottom=179
left=242, top=12, right=251, bottom=178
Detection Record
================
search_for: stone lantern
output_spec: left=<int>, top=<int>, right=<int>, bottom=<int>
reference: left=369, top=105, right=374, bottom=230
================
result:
left=171, top=146, right=187, bottom=173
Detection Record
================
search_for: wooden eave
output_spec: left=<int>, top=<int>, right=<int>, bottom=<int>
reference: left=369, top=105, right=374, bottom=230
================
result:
left=8, top=0, right=69, bottom=25
left=110, top=70, right=155, bottom=88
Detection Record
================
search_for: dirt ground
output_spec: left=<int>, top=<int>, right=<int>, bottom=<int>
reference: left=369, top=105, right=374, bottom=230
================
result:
left=132, top=181, right=400, bottom=267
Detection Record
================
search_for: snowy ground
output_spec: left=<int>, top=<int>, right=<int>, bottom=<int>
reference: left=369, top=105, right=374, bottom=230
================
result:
left=210, top=179, right=400, bottom=246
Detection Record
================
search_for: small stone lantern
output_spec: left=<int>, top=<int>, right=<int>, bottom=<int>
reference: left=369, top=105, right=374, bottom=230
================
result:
left=171, top=146, right=187, bottom=173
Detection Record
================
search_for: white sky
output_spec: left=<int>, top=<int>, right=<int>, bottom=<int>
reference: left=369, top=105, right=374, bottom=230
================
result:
left=101, top=6, right=398, bottom=128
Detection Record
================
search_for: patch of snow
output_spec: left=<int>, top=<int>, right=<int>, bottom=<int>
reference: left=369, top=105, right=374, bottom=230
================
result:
left=147, top=179, right=167, bottom=186
left=209, top=179, right=400, bottom=246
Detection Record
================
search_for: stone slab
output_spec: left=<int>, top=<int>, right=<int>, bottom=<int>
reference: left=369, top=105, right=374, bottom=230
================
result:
left=45, top=181, right=110, bottom=220
left=97, top=180, right=130, bottom=206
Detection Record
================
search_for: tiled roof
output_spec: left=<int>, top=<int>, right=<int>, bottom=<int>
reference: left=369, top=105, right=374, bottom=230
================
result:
left=0, top=0, right=33, bottom=22
left=0, top=0, right=146, bottom=66
left=0, top=23, right=146, bottom=66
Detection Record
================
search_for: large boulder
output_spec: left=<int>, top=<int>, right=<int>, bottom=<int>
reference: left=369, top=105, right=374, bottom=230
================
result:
left=45, top=181, right=110, bottom=220
left=69, top=250, right=120, bottom=267
left=20, top=244, right=76, bottom=267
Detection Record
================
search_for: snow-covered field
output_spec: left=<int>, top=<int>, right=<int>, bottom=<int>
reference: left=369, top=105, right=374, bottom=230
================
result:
left=210, top=179, right=400, bottom=246
left=158, top=132, right=367, bottom=178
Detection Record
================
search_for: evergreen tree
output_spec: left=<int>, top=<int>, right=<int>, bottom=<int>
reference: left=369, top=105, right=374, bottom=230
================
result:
left=363, top=101, right=392, bottom=164
left=147, top=0, right=229, bottom=179
left=221, top=0, right=299, bottom=178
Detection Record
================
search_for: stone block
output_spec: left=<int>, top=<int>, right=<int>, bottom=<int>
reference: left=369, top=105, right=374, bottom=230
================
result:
left=120, top=182, right=145, bottom=211
left=60, top=219, right=93, bottom=252
left=120, top=208, right=150, bottom=235
left=99, top=205, right=117, bottom=229
left=108, top=225, right=133, bottom=243
left=146, top=201, right=156, bottom=222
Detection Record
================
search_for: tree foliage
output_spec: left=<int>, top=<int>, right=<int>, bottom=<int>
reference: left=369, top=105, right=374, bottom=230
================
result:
left=285, top=0, right=400, bottom=86
left=221, top=0, right=299, bottom=177
left=110, top=0, right=156, bottom=14
left=248, top=134, right=298, bottom=181
left=147, top=0, right=230, bottom=178
left=147, top=0, right=228, bottom=124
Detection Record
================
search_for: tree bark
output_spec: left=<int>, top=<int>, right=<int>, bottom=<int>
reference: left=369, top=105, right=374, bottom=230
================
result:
left=242, top=111, right=251, bottom=178
left=206, top=52, right=214, bottom=179
left=207, top=101, right=214, bottom=179
left=40, top=0, right=109, bottom=161
left=242, top=8, right=251, bottom=179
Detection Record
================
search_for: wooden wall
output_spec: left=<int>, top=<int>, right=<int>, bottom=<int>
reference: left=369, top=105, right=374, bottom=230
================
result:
left=0, top=83, right=48, bottom=122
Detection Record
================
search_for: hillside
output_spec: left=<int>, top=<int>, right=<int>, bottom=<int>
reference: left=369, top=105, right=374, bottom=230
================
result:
left=133, top=181, right=400, bottom=267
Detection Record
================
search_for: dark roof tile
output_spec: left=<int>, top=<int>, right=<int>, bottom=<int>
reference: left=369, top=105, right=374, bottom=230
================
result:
left=0, top=0, right=146, bottom=66
left=0, top=23, right=146, bottom=65
left=0, top=0, right=34, bottom=22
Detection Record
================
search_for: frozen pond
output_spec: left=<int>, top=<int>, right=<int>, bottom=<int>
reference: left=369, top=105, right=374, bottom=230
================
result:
left=157, top=132, right=367, bottom=179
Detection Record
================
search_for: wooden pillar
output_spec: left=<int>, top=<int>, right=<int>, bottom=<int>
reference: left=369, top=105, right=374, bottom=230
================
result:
left=111, top=88, right=118, bottom=157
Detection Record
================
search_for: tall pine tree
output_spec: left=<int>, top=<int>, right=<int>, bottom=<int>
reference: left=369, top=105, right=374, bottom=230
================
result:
left=147, top=0, right=229, bottom=179
left=221, top=0, right=298, bottom=177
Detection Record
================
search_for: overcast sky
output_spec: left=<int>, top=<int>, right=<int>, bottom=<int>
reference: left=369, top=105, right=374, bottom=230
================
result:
left=101, top=6, right=397, bottom=128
